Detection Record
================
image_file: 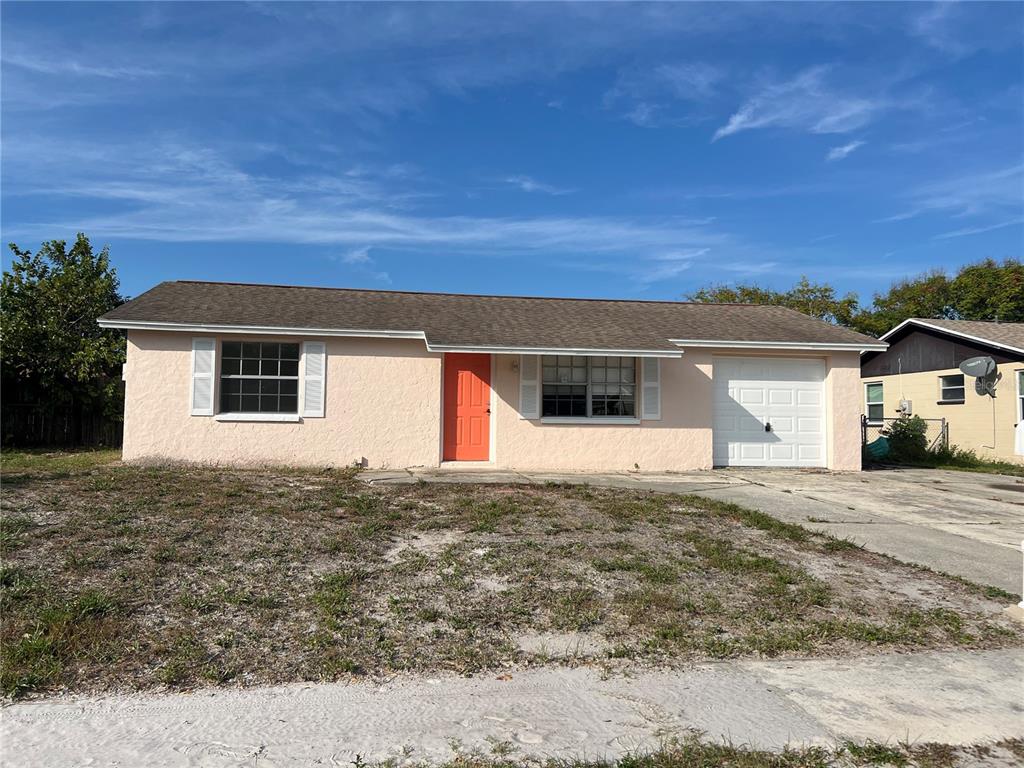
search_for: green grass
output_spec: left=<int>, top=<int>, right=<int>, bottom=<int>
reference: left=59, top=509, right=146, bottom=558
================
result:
left=1, top=448, right=121, bottom=474
left=370, top=734, right=1024, bottom=768
left=869, top=444, right=1024, bottom=478
left=2, top=457, right=1021, bottom=698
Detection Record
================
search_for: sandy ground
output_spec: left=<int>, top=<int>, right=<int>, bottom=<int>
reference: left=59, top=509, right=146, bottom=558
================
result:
left=365, top=466, right=1024, bottom=593
left=3, top=649, right=1021, bottom=767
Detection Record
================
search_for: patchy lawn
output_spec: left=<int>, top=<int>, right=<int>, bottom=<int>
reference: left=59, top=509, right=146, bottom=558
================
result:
left=1, top=452, right=1021, bottom=698
left=422, top=736, right=1024, bottom=768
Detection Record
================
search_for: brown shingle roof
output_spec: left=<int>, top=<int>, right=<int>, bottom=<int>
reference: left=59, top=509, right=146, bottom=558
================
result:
left=888, top=318, right=1024, bottom=353
left=99, top=281, right=885, bottom=352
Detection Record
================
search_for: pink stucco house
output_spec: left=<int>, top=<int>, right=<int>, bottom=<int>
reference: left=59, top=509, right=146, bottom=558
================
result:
left=99, top=281, right=886, bottom=471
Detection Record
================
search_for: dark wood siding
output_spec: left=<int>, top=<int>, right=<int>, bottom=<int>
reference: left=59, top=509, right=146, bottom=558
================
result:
left=861, top=326, right=1021, bottom=378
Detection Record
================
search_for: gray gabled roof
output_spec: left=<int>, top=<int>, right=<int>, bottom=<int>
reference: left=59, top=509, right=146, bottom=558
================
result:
left=99, top=281, right=886, bottom=355
left=879, top=318, right=1024, bottom=354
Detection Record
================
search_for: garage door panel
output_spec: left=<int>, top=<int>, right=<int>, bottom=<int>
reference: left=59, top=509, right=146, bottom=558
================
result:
left=798, top=445, right=823, bottom=461
left=771, top=416, right=794, bottom=434
left=797, top=390, right=822, bottom=406
left=738, top=388, right=765, bottom=405
left=712, top=357, right=826, bottom=468
left=797, top=417, right=822, bottom=434
left=739, top=444, right=767, bottom=460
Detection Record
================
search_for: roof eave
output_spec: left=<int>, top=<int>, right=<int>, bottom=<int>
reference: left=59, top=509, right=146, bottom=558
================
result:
left=98, top=319, right=684, bottom=357
left=878, top=319, right=1024, bottom=355
left=670, top=338, right=888, bottom=353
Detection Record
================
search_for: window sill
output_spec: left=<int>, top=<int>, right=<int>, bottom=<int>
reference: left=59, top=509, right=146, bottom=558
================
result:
left=936, top=400, right=965, bottom=405
left=214, top=413, right=301, bottom=423
left=541, top=417, right=641, bottom=425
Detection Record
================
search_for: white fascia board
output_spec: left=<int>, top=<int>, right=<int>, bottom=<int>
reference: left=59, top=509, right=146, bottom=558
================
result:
left=878, top=319, right=1024, bottom=355
left=425, top=343, right=683, bottom=358
left=670, top=339, right=888, bottom=352
left=98, top=319, right=427, bottom=340
left=97, top=319, right=685, bottom=356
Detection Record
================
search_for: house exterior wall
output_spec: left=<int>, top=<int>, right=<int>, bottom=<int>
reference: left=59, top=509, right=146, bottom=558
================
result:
left=123, top=331, right=443, bottom=467
left=862, top=362, right=1024, bottom=464
left=492, top=349, right=862, bottom=472
left=122, top=331, right=862, bottom=471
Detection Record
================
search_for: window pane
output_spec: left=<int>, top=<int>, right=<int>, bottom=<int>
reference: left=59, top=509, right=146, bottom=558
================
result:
left=260, top=359, right=279, bottom=376
left=867, top=404, right=883, bottom=421
left=866, top=383, right=883, bottom=403
left=222, top=341, right=241, bottom=358
left=241, top=395, right=259, bottom=411
left=942, top=387, right=965, bottom=401
left=241, top=379, right=260, bottom=394
left=260, top=379, right=280, bottom=395
left=542, top=384, right=587, bottom=417
left=261, top=343, right=279, bottom=359
left=222, top=378, right=241, bottom=395
left=260, top=395, right=278, bottom=412
left=279, top=395, right=298, bottom=413
left=280, top=360, right=298, bottom=377
left=281, top=343, right=300, bottom=360
left=241, top=359, right=260, bottom=375
left=242, top=342, right=260, bottom=358
left=222, top=358, right=241, bottom=376
left=280, top=379, right=298, bottom=396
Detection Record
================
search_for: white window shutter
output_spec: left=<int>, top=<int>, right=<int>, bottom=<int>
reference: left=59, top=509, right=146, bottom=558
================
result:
left=518, top=354, right=540, bottom=419
left=641, top=357, right=661, bottom=421
left=302, top=341, right=326, bottom=418
left=190, top=338, right=216, bottom=416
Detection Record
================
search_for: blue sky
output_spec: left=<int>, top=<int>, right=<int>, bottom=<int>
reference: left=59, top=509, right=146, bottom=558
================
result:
left=2, top=2, right=1022, bottom=303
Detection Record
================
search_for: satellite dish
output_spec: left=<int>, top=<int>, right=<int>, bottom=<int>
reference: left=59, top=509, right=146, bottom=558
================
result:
left=960, top=356, right=999, bottom=398
left=959, top=356, right=995, bottom=377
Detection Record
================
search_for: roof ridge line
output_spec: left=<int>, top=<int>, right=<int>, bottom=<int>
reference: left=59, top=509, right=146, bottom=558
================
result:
left=171, top=280, right=795, bottom=308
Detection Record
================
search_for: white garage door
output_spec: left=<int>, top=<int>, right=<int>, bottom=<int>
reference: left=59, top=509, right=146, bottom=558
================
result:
left=712, top=357, right=827, bottom=467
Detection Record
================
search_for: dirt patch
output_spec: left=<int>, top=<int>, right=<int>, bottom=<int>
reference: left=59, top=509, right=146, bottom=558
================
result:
left=1, top=456, right=1021, bottom=698
left=515, top=631, right=609, bottom=659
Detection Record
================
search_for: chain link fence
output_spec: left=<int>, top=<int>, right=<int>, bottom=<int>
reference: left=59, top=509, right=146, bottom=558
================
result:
left=861, top=415, right=948, bottom=452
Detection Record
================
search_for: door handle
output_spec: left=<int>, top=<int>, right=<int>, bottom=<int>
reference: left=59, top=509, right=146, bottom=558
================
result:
left=764, top=422, right=772, bottom=433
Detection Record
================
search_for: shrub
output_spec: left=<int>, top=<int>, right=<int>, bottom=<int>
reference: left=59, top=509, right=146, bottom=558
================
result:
left=883, top=416, right=929, bottom=462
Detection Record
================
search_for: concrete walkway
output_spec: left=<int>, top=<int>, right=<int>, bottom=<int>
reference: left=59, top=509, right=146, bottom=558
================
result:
left=3, top=649, right=1020, bottom=766
left=363, top=466, right=1024, bottom=594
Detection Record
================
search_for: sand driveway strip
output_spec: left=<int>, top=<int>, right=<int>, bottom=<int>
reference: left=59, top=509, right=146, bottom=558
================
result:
left=2, top=649, right=1021, bottom=767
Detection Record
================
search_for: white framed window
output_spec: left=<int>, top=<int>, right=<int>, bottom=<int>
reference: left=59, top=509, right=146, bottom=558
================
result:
left=1017, top=369, right=1023, bottom=422
left=541, top=355, right=636, bottom=418
left=864, top=381, right=884, bottom=424
left=219, top=341, right=300, bottom=414
left=938, top=373, right=965, bottom=404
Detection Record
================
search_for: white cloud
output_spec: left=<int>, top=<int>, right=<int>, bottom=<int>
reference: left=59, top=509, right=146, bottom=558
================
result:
left=878, top=163, right=1024, bottom=222
left=604, top=61, right=722, bottom=127
left=713, top=67, right=881, bottom=141
left=340, top=246, right=372, bottom=264
left=826, top=140, right=865, bottom=162
left=502, top=175, right=575, bottom=196
left=3, top=138, right=727, bottom=259
left=2, top=51, right=162, bottom=80
left=933, top=217, right=1024, bottom=240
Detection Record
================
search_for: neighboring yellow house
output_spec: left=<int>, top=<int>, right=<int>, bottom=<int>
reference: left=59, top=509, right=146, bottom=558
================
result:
left=861, top=319, right=1024, bottom=464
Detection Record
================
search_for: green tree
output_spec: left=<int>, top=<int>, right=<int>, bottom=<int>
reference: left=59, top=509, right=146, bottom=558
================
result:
left=949, top=258, right=1024, bottom=323
left=686, top=276, right=859, bottom=326
left=686, top=259, right=1023, bottom=337
left=850, top=271, right=952, bottom=337
left=2, top=234, right=126, bottom=418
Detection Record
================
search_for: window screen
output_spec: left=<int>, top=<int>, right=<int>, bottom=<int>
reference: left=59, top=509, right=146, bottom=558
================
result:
left=220, top=341, right=300, bottom=413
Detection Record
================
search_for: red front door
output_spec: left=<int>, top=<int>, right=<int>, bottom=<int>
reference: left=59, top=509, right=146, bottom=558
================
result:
left=443, top=353, right=491, bottom=461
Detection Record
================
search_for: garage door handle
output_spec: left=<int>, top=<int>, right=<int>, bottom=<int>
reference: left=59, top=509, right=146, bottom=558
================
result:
left=764, top=422, right=772, bottom=433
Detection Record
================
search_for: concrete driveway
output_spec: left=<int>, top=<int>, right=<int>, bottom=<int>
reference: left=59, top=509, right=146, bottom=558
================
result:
left=363, top=466, right=1024, bottom=595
